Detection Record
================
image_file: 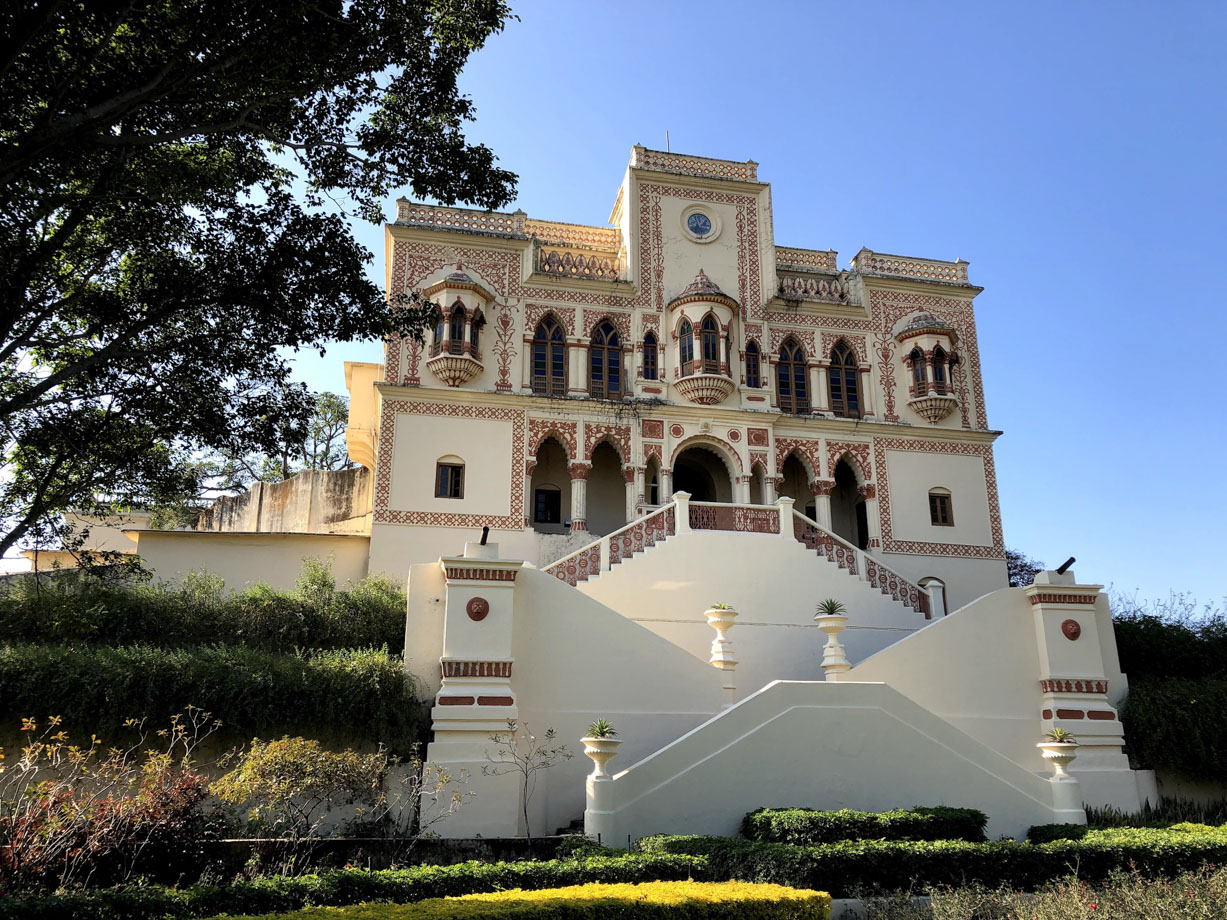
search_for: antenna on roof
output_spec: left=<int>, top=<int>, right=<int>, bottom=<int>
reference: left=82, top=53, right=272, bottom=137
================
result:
left=666, top=130, right=670, bottom=153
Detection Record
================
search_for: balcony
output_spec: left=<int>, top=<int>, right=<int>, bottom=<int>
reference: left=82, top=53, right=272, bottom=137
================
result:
left=426, top=348, right=483, bottom=387
left=907, top=393, right=958, bottom=424
left=674, top=371, right=735, bottom=405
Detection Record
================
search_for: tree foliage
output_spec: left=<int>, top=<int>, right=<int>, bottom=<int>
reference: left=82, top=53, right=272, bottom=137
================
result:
left=1005, top=548, right=1045, bottom=588
left=0, top=1, right=518, bottom=557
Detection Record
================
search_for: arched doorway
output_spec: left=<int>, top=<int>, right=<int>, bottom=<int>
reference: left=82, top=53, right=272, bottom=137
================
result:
left=831, top=459, right=868, bottom=549
left=644, top=456, right=662, bottom=507
left=748, top=464, right=767, bottom=505
left=530, top=438, right=570, bottom=534
left=587, top=442, right=626, bottom=535
left=672, top=446, right=734, bottom=502
left=778, top=453, right=815, bottom=519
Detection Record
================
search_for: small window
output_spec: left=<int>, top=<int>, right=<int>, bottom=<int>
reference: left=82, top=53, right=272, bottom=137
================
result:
left=643, top=332, right=658, bottom=380
left=745, top=340, right=761, bottom=388
left=928, top=489, right=953, bottom=526
left=910, top=347, right=926, bottom=394
left=679, top=319, right=694, bottom=376
left=699, top=314, right=720, bottom=373
left=534, top=487, right=561, bottom=523
left=436, top=463, right=464, bottom=499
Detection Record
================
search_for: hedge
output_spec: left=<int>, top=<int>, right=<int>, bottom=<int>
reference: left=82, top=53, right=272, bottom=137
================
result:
left=205, top=882, right=832, bottom=920
left=741, top=806, right=987, bottom=845
left=1121, top=677, right=1227, bottom=782
left=0, top=855, right=708, bottom=920
left=0, top=564, right=405, bottom=654
left=639, top=824, right=1227, bottom=897
left=0, top=642, right=425, bottom=749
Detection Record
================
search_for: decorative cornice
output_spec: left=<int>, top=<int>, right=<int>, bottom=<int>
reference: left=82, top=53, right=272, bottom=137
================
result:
left=1041, top=678, right=1108, bottom=695
left=1027, top=592, right=1099, bottom=605
left=442, top=660, right=513, bottom=679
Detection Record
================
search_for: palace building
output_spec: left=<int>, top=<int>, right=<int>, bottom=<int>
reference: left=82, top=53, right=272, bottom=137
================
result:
left=125, top=148, right=1153, bottom=840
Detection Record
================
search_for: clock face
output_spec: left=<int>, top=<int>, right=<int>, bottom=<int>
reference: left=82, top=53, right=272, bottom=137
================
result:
left=687, top=212, right=712, bottom=237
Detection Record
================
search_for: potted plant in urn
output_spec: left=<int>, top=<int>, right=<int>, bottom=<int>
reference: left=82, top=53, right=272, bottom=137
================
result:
left=582, top=719, right=622, bottom=780
left=814, top=598, right=850, bottom=677
left=1037, top=727, right=1079, bottom=778
left=704, top=602, right=738, bottom=630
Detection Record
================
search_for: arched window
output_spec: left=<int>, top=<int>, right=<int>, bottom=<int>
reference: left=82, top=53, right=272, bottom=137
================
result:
left=470, top=310, right=484, bottom=357
left=931, top=346, right=947, bottom=396
left=532, top=317, right=566, bottom=396
left=928, top=487, right=954, bottom=526
left=910, top=347, right=926, bottom=395
left=700, top=314, right=720, bottom=373
left=448, top=303, right=466, bottom=355
left=431, top=309, right=445, bottom=356
left=589, top=320, right=622, bottom=400
left=777, top=339, right=809, bottom=414
left=745, top=340, right=761, bottom=389
left=679, top=319, right=695, bottom=376
left=435, top=457, right=464, bottom=498
left=643, top=332, right=658, bottom=380
left=828, top=342, right=861, bottom=419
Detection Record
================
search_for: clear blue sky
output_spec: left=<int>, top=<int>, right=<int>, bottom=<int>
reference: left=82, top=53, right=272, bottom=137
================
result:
left=290, top=0, right=1227, bottom=606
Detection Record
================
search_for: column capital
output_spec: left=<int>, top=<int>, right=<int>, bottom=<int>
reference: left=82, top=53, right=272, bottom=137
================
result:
left=568, top=462, right=592, bottom=481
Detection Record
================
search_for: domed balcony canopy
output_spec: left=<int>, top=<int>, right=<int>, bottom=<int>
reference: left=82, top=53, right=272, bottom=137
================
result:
left=667, top=269, right=739, bottom=312
left=894, top=312, right=959, bottom=346
left=421, top=264, right=496, bottom=304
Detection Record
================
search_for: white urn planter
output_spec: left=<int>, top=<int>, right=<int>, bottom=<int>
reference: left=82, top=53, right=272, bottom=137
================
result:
left=815, top=612, right=851, bottom=678
left=704, top=605, right=738, bottom=666
left=1037, top=741, right=1079, bottom=779
left=582, top=736, right=623, bottom=780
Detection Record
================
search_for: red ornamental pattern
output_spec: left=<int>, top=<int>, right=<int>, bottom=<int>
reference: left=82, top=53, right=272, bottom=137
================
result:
left=671, top=434, right=743, bottom=473
left=608, top=506, right=676, bottom=567
left=828, top=441, right=873, bottom=481
left=443, top=566, right=518, bottom=582
left=525, top=303, right=577, bottom=336
left=728, top=429, right=741, bottom=442
left=873, top=331, right=898, bottom=422
left=492, top=308, right=517, bottom=392
left=585, top=423, right=632, bottom=464
left=528, top=419, right=578, bottom=460
left=670, top=423, right=685, bottom=438
left=1040, top=678, right=1108, bottom=694
left=1029, top=592, right=1098, bottom=605
left=582, top=309, right=631, bottom=340
left=793, top=517, right=858, bottom=575
left=821, top=332, right=868, bottom=364
left=749, top=451, right=769, bottom=473
left=441, top=660, right=513, bottom=679
left=872, top=437, right=1005, bottom=559
left=770, top=326, right=816, bottom=356
left=644, top=442, right=663, bottom=464
left=864, top=557, right=929, bottom=617
left=688, top=504, right=780, bottom=534
left=774, top=437, right=822, bottom=478
left=642, top=419, right=665, bottom=440
left=374, top=401, right=525, bottom=529
left=635, top=183, right=762, bottom=318
left=747, top=427, right=769, bottom=447
left=545, top=543, right=602, bottom=586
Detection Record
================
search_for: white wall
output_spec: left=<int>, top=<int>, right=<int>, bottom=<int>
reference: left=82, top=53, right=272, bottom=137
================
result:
left=588, top=680, right=1070, bottom=842
left=884, top=449, right=992, bottom=547
left=131, top=532, right=370, bottom=591
left=389, top=412, right=514, bottom=518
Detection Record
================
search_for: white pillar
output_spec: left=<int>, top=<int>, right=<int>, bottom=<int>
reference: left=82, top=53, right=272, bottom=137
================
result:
left=568, top=342, right=586, bottom=396
left=859, top=364, right=876, bottom=417
left=569, top=463, right=590, bottom=533
left=811, top=362, right=829, bottom=412
left=812, top=481, right=833, bottom=529
left=660, top=468, right=673, bottom=503
left=735, top=475, right=751, bottom=504
left=623, top=468, right=637, bottom=522
left=774, top=496, right=795, bottom=538
left=673, top=490, right=692, bottom=533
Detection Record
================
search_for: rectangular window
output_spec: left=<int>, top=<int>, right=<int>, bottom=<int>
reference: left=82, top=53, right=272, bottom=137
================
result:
left=436, top=463, right=464, bottom=499
left=534, top=488, right=561, bottom=523
left=929, top=492, right=953, bottom=526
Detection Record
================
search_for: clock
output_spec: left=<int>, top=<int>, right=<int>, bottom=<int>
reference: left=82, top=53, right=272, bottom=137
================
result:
left=687, top=212, right=712, bottom=237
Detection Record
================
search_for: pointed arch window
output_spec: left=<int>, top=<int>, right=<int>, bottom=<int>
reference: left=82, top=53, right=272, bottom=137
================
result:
left=745, top=340, right=761, bottom=389
left=447, top=303, right=467, bottom=355
left=679, top=319, right=695, bottom=376
left=700, top=315, right=720, bottom=373
left=931, top=345, right=948, bottom=396
left=909, top=347, right=927, bottom=395
left=431, top=308, right=446, bottom=357
left=643, top=332, right=658, bottom=380
left=589, top=320, right=623, bottom=400
left=777, top=339, right=809, bottom=414
left=828, top=342, right=861, bottom=419
left=470, top=310, right=484, bottom=358
left=532, top=317, right=567, bottom=396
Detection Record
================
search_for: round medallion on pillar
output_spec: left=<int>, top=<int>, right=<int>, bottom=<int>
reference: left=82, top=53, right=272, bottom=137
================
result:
left=466, top=597, right=490, bottom=621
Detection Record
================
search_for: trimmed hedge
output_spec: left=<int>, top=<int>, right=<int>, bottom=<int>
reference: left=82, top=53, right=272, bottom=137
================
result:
left=639, top=824, right=1227, bottom=897
left=0, top=566, right=405, bottom=654
left=741, top=806, right=987, bottom=845
left=207, top=881, right=832, bottom=920
left=0, top=855, right=708, bottom=920
left=0, top=642, right=425, bottom=749
left=1121, top=677, right=1227, bottom=783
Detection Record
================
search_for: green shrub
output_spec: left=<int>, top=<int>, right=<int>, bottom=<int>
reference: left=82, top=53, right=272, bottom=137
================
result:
left=1121, top=677, right=1227, bottom=782
left=207, top=881, right=832, bottom=920
left=1085, top=796, right=1227, bottom=827
left=1025, top=823, right=1090, bottom=843
left=639, top=824, right=1227, bottom=898
left=0, top=563, right=405, bottom=654
left=0, top=643, right=425, bottom=749
left=0, top=854, right=708, bottom=920
left=741, top=806, right=987, bottom=845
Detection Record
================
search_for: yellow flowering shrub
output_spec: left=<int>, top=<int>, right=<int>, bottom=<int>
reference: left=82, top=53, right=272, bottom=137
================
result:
left=211, top=880, right=832, bottom=920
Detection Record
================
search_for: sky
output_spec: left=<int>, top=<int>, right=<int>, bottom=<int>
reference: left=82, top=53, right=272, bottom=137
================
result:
left=288, top=0, right=1227, bottom=607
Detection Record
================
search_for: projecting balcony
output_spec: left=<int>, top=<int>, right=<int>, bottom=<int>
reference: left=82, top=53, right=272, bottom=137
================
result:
left=907, top=393, right=958, bottom=424
left=674, top=361, right=735, bottom=406
left=426, top=344, right=483, bottom=387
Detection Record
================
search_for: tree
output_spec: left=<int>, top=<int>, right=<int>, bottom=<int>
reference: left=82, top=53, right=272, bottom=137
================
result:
left=0, top=1, right=518, bottom=558
left=1006, top=548, right=1046, bottom=588
left=216, top=391, right=355, bottom=490
left=482, top=722, right=572, bottom=838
